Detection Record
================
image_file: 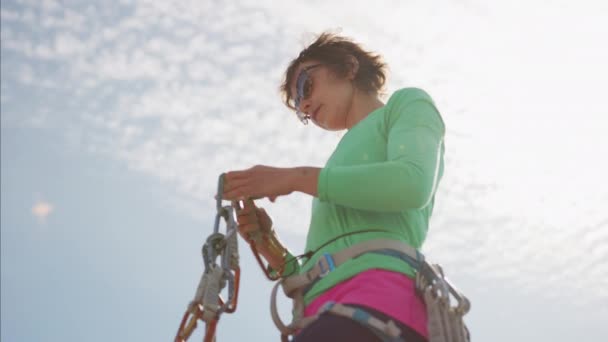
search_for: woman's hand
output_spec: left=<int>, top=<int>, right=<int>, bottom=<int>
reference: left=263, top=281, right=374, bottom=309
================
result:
left=222, top=165, right=296, bottom=202
left=234, top=199, right=286, bottom=271
left=233, top=199, right=273, bottom=241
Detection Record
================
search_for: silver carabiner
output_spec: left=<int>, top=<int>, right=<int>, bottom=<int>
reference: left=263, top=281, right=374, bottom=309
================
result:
left=421, top=262, right=470, bottom=314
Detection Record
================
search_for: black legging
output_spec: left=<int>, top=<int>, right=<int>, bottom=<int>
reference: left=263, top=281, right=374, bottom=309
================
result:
left=293, top=304, right=427, bottom=342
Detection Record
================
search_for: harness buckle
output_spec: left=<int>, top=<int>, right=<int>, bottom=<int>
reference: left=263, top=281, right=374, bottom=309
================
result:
left=319, top=253, right=336, bottom=277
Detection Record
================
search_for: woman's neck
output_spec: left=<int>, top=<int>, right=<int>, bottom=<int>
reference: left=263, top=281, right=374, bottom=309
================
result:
left=345, top=89, right=384, bottom=130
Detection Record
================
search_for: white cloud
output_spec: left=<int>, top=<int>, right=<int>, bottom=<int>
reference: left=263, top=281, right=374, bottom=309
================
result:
left=53, top=32, right=86, bottom=56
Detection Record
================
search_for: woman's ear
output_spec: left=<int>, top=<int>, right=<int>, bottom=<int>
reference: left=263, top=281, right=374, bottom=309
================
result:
left=347, top=55, right=359, bottom=80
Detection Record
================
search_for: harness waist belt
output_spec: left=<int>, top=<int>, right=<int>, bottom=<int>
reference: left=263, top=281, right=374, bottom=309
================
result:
left=271, top=239, right=423, bottom=339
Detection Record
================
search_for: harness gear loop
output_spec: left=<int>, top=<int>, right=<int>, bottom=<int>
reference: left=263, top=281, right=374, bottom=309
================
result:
left=175, top=174, right=241, bottom=342
left=415, top=263, right=470, bottom=342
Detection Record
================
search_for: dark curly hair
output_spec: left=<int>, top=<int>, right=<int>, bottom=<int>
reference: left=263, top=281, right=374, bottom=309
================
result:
left=280, top=32, right=388, bottom=111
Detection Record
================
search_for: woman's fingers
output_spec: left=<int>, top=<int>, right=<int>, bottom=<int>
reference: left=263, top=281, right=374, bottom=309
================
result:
left=222, top=177, right=250, bottom=200
left=236, top=200, right=262, bottom=235
left=255, top=207, right=273, bottom=231
left=237, top=211, right=257, bottom=225
left=236, top=204, right=256, bottom=223
left=223, top=186, right=250, bottom=201
left=224, top=178, right=262, bottom=200
left=225, top=169, right=250, bottom=180
left=222, top=165, right=292, bottom=201
left=238, top=223, right=260, bottom=235
left=224, top=177, right=248, bottom=192
left=234, top=199, right=254, bottom=213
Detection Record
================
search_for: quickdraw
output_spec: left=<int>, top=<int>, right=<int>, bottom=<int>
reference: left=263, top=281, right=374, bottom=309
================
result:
left=175, top=174, right=241, bottom=342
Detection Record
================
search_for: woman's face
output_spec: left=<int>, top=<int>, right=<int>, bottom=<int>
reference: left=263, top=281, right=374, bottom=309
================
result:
left=291, top=60, right=356, bottom=131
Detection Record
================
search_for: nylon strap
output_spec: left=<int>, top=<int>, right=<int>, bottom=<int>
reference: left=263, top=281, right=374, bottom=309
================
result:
left=322, top=302, right=403, bottom=341
left=281, top=239, right=421, bottom=296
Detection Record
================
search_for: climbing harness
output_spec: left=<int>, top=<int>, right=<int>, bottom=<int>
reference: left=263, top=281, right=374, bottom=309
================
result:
left=175, top=174, right=241, bottom=342
left=269, top=238, right=471, bottom=342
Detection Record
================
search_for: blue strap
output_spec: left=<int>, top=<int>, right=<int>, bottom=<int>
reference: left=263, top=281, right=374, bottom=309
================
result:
left=318, top=253, right=336, bottom=277
left=320, top=301, right=336, bottom=312
left=370, top=248, right=423, bottom=270
left=351, top=307, right=372, bottom=323
left=303, top=248, right=422, bottom=294
left=348, top=306, right=404, bottom=342
left=322, top=303, right=405, bottom=342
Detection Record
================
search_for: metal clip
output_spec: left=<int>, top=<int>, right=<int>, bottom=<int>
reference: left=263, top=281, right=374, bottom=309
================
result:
left=418, top=262, right=470, bottom=314
left=175, top=174, right=241, bottom=342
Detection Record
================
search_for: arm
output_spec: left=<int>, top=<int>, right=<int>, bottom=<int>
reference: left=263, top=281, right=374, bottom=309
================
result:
left=290, top=167, right=321, bottom=197
left=317, top=97, right=445, bottom=212
left=224, top=94, right=443, bottom=211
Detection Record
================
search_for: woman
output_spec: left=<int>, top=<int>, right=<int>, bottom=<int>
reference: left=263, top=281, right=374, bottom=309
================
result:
left=222, top=32, right=445, bottom=342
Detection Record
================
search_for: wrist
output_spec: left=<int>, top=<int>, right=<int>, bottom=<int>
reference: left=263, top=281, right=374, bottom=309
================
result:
left=290, top=167, right=320, bottom=197
left=287, top=167, right=301, bottom=194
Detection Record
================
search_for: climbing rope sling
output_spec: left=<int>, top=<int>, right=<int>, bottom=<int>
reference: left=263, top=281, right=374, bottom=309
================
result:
left=175, top=174, right=471, bottom=342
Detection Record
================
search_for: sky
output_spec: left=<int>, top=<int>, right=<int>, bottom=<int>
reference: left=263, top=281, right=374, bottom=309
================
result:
left=1, top=0, right=608, bottom=341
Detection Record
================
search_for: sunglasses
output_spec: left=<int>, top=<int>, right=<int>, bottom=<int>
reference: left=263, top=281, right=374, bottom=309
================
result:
left=294, top=63, right=324, bottom=124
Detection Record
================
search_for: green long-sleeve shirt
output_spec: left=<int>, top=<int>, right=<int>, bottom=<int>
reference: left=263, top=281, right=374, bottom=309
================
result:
left=284, top=87, right=445, bottom=304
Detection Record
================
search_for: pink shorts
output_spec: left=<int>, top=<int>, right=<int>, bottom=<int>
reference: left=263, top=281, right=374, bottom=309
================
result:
left=304, top=269, right=428, bottom=339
